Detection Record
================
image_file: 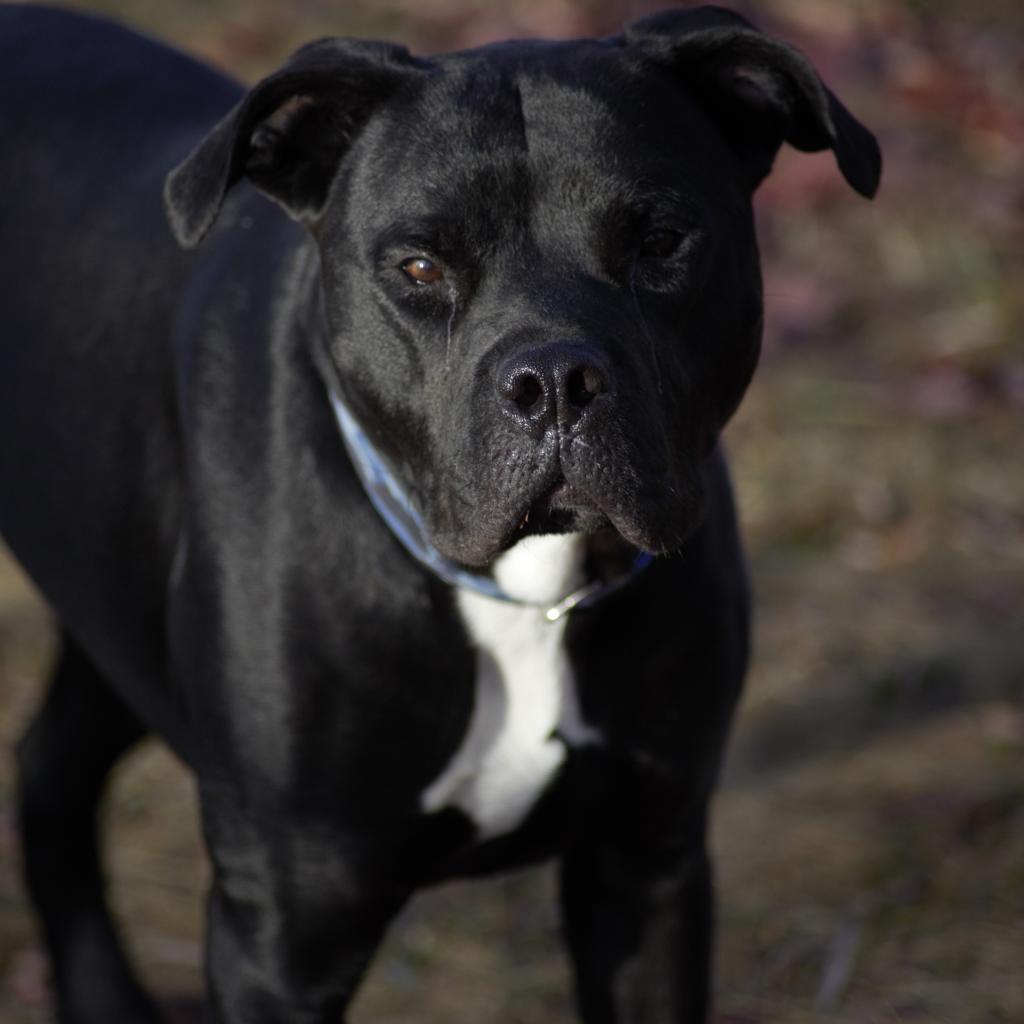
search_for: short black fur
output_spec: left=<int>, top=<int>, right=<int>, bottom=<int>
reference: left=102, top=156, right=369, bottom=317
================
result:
left=0, top=5, right=878, bottom=1022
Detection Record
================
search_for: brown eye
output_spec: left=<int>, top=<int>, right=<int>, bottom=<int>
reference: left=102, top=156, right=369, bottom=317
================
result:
left=639, top=229, right=683, bottom=259
left=401, top=256, right=445, bottom=285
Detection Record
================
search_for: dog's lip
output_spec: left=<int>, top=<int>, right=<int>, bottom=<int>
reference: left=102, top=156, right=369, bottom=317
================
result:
left=504, top=476, right=584, bottom=536
left=471, top=478, right=685, bottom=566
left=477, top=450, right=690, bottom=560
left=544, top=476, right=588, bottom=510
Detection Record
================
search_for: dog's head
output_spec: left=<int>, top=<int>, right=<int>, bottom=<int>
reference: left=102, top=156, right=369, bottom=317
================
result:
left=166, top=6, right=879, bottom=567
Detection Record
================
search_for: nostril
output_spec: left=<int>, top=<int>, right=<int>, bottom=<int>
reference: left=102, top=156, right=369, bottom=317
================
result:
left=508, top=371, right=544, bottom=413
left=566, top=365, right=606, bottom=409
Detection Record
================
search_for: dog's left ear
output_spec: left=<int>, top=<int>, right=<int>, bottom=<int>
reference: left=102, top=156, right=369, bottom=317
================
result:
left=165, top=38, right=427, bottom=248
left=624, top=5, right=881, bottom=197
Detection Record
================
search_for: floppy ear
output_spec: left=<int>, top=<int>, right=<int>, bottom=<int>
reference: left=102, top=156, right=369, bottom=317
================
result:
left=165, top=39, right=426, bottom=248
left=624, top=5, right=881, bottom=197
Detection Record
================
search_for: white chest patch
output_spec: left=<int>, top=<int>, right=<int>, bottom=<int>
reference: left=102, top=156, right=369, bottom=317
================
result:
left=420, top=534, right=602, bottom=839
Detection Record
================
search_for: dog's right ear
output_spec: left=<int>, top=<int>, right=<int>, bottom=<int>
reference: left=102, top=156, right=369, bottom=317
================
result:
left=165, top=39, right=427, bottom=248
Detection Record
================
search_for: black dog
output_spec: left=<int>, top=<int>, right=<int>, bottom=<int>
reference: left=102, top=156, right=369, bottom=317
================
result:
left=0, top=5, right=879, bottom=1021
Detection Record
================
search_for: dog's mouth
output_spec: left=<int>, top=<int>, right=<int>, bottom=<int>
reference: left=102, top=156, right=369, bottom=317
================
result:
left=434, top=461, right=696, bottom=568
left=508, top=476, right=612, bottom=543
left=429, top=413, right=704, bottom=568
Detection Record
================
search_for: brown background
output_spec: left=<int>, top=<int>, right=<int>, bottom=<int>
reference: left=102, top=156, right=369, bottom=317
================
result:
left=1, top=1, right=1022, bottom=1020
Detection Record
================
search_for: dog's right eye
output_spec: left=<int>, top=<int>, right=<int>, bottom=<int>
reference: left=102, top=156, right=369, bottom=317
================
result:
left=401, top=257, right=445, bottom=286
left=639, top=229, right=685, bottom=260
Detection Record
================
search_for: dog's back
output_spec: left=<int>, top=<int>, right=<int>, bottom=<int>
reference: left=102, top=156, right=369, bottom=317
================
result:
left=0, top=6, right=238, bottom=704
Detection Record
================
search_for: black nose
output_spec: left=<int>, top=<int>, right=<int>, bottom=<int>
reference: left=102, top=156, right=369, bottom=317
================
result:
left=496, top=342, right=611, bottom=435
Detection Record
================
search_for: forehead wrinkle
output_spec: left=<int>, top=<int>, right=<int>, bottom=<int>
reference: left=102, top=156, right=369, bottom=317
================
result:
left=517, top=73, right=622, bottom=155
left=359, top=67, right=535, bottom=246
left=384, top=73, right=532, bottom=215
left=510, top=73, right=636, bottom=246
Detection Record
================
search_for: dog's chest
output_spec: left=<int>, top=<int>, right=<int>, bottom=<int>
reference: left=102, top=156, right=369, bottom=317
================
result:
left=420, top=535, right=599, bottom=840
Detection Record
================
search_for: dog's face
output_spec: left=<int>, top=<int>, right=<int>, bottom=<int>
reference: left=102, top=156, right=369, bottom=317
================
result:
left=167, top=7, right=879, bottom=567
left=315, top=46, right=764, bottom=566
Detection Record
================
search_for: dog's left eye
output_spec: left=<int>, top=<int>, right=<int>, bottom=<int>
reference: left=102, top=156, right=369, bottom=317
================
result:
left=401, top=257, right=445, bottom=285
left=639, top=229, right=684, bottom=260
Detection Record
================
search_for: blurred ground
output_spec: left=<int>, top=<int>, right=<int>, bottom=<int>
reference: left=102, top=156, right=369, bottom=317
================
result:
left=1, top=0, right=1022, bottom=1021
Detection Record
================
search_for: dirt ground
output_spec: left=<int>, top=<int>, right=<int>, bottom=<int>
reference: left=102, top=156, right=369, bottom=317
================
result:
left=1, top=1, right=1022, bottom=1021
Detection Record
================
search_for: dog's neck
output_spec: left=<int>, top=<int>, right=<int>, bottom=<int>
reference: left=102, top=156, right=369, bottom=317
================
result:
left=326, top=385, right=652, bottom=621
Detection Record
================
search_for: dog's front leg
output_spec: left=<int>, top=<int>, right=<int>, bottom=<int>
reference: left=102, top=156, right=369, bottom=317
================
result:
left=560, top=827, right=713, bottom=1024
left=197, top=788, right=409, bottom=1024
